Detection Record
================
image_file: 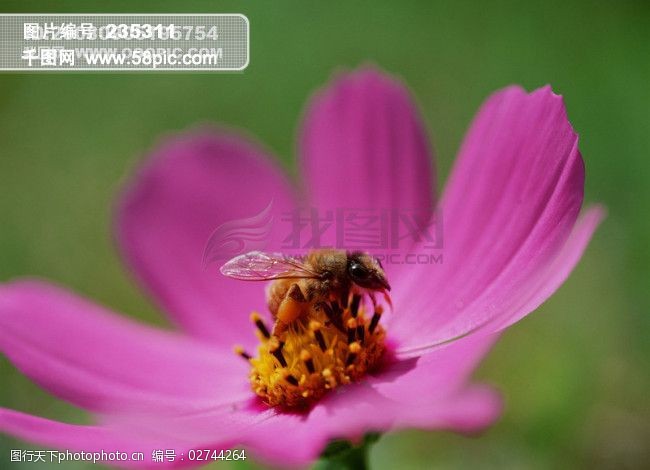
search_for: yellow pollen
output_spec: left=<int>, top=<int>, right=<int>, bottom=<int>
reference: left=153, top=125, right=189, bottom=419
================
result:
left=239, top=296, right=387, bottom=410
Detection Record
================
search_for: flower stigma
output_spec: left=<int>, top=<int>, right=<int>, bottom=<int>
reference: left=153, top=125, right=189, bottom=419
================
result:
left=235, top=295, right=387, bottom=410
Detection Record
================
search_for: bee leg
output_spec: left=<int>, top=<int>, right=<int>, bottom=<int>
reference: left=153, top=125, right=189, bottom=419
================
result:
left=331, top=298, right=341, bottom=313
left=350, top=293, right=362, bottom=318
left=287, top=283, right=306, bottom=300
left=272, top=283, right=308, bottom=339
left=271, top=320, right=288, bottom=339
left=317, top=301, right=345, bottom=333
left=340, top=286, right=350, bottom=309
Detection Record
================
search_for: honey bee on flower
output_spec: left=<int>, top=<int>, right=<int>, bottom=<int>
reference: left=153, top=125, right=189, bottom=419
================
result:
left=222, top=249, right=392, bottom=408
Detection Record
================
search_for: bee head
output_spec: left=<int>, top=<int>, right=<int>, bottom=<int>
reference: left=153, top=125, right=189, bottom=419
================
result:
left=347, top=252, right=391, bottom=291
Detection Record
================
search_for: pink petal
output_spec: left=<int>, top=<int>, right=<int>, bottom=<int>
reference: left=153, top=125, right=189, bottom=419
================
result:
left=0, top=280, right=250, bottom=413
left=396, top=208, right=604, bottom=356
left=485, top=205, right=605, bottom=332
left=115, top=129, right=297, bottom=347
left=131, top=383, right=500, bottom=469
left=299, top=66, right=435, bottom=250
left=0, top=409, right=154, bottom=467
left=0, top=408, right=234, bottom=469
left=366, top=333, right=499, bottom=403
left=110, top=335, right=500, bottom=468
left=255, top=391, right=499, bottom=467
left=389, top=86, right=603, bottom=355
left=390, top=384, right=502, bottom=432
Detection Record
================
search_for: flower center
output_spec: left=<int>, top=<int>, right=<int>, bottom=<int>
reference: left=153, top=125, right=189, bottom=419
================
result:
left=235, top=295, right=387, bottom=410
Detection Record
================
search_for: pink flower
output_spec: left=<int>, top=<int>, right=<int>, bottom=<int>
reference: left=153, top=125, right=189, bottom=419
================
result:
left=0, top=67, right=603, bottom=468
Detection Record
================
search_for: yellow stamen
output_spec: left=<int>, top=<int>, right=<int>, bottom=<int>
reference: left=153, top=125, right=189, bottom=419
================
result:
left=241, top=297, right=386, bottom=409
left=233, top=345, right=251, bottom=360
left=250, top=312, right=271, bottom=340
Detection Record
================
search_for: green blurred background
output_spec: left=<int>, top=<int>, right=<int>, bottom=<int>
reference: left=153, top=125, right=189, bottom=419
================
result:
left=1, top=1, right=648, bottom=468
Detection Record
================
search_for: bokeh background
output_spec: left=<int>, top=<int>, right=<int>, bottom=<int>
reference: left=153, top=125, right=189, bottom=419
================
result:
left=1, top=1, right=648, bottom=469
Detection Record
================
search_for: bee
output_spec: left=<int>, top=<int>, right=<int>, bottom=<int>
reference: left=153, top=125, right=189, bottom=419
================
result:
left=220, top=249, right=391, bottom=340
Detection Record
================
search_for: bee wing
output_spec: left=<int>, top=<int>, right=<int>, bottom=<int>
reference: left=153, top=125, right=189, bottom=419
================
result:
left=220, top=251, right=320, bottom=281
